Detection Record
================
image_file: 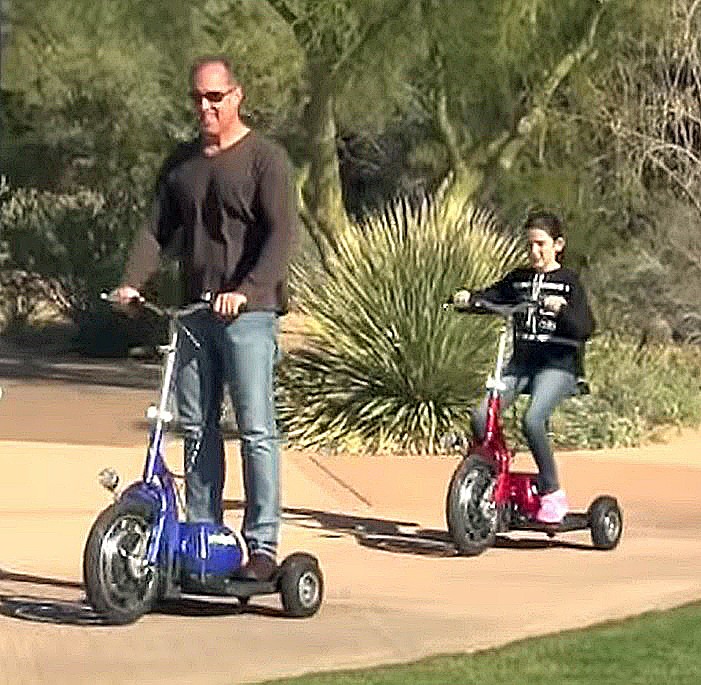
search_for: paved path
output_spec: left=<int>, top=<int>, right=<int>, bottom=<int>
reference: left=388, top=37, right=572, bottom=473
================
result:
left=0, top=378, right=700, bottom=685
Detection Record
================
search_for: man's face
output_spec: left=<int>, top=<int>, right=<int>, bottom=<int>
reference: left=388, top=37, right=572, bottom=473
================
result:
left=190, top=62, right=242, bottom=139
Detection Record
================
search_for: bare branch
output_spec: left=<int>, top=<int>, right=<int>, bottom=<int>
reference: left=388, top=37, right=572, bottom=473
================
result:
left=590, top=0, right=701, bottom=218
left=264, top=0, right=297, bottom=25
left=498, top=1, right=611, bottom=170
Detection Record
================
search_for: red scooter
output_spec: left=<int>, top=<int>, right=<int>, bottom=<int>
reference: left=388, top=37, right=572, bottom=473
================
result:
left=444, top=297, right=623, bottom=556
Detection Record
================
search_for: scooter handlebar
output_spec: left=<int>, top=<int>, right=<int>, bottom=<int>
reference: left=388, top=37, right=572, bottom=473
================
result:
left=100, top=291, right=216, bottom=319
left=445, top=296, right=535, bottom=318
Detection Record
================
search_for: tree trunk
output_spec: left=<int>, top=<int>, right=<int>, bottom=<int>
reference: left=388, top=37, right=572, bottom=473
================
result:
left=301, top=66, right=346, bottom=251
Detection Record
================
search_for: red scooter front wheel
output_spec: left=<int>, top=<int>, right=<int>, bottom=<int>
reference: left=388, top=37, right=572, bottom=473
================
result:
left=446, top=455, right=500, bottom=556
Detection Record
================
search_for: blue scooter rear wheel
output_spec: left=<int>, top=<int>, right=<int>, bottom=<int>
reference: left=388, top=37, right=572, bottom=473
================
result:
left=279, top=553, right=324, bottom=618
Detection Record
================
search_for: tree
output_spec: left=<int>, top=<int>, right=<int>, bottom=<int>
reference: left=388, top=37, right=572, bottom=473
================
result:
left=587, top=0, right=701, bottom=217
left=412, top=0, right=617, bottom=204
left=2, top=0, right=196, bottom=190
left=260, top=0, right=417, bottom=263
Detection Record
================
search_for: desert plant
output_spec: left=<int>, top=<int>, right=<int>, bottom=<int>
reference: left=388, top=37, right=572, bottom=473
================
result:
left=278, top=188, right=524, bottom=453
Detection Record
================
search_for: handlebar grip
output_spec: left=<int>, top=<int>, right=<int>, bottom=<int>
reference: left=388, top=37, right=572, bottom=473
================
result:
left=101, top=290, right=145, bottom=306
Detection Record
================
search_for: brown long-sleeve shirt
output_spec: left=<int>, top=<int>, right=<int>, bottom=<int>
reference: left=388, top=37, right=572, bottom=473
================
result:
left=123, top=131, right=297, bottom=312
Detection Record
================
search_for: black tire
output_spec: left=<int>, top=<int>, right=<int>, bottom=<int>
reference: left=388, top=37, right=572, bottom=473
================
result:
left=83, top=500, right=159, bottom=624
left=446, top=456, right=499, bottom=556
left=588, top=496, right=623, bottom=550
left=278, top=553, right=323, bottom=618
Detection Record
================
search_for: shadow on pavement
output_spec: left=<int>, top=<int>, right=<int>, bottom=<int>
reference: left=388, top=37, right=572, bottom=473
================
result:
left=0, top=566, right=108, bottom=626
left=0, top=567, right=285, bottom=626
left=0, top=351, right=161, bottom=390
left=224, top=500, right=598, bottom=557
left=0, top=566, right=82, bottom=589
left=156, top=598, right=287, bottom=619
left=0, top=593, right=110, bottom=626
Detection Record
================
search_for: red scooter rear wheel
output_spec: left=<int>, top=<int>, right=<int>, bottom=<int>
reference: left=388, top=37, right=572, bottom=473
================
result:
left=588, top=496, right=623, bottom=550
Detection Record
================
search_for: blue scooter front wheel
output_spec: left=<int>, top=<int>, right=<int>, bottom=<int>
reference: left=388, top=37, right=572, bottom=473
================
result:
left=83, top=499, right=160, bottom=624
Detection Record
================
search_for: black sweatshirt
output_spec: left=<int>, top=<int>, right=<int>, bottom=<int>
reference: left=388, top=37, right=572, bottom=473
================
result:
left=123, top=131, right=297, bottom=312
left=473, top=266, right=595, bottom=374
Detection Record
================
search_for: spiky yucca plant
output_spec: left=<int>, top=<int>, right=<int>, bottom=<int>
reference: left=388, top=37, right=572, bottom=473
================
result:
left=278, top=189, right=524, bottom=453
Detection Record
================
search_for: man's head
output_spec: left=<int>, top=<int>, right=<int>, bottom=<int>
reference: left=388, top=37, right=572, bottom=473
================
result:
left=189, top=57, right=244, bottom=142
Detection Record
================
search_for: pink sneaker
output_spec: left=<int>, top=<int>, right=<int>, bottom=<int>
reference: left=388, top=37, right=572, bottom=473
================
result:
left=536, top=489, right=569, bottom=524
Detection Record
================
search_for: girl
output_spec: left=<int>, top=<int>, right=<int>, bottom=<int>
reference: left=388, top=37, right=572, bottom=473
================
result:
left=454, top=210, right=595, bottom=523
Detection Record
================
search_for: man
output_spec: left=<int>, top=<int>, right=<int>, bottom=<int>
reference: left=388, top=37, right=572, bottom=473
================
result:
left=114, top=56, right=296, bottom=581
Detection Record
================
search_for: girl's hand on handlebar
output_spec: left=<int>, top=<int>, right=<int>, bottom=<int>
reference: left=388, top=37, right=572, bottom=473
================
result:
left=543, top=295, right=567, bottom=314
left=214, top=291, right=248, bottom=318
left=452, top=289, right=471, bottom=310
left=108, top=286, right=142, bottom=306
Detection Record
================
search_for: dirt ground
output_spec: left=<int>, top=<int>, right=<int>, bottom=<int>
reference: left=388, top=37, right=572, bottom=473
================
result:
left=0, top=355, right=700, bottom=685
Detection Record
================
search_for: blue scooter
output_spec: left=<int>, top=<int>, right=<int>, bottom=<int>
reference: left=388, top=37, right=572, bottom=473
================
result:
left=82, top=295, right=323, bottom=624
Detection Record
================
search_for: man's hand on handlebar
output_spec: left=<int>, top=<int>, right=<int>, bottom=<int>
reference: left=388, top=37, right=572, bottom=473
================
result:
left=214, top=291, right=247, bottom=318
left=105, top=287, right=246, bottom=319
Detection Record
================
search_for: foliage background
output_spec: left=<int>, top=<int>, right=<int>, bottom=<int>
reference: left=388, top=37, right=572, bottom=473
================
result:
left=2, top=0, right=701, bottom=450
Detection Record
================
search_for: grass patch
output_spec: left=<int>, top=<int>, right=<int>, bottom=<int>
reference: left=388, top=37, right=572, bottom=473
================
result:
left=255, top=601, right=701, bottom=684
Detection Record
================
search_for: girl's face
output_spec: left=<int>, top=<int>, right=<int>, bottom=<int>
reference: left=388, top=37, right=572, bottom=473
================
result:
left=527, top=228, right=564, bottom=272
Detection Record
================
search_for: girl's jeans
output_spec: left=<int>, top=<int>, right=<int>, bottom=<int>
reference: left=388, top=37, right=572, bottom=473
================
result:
left=176, top=310, right=280, bottom=560
left=470, top=365, right=576, bottom=494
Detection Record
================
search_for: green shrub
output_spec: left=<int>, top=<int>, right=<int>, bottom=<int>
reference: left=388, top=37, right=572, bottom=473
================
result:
left=0, top=178, right=187, bottom=355
left=0, top=177, right=145, bottom=304
left=278, top=189, right=524, bottom=453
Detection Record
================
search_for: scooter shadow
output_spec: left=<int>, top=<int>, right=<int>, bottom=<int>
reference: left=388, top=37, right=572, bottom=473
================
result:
left=155, top=598, right=286, bottom=619
left=0, top=592, right=110, bottom=626
left=225, top=499, right=457, bottom=557
left=224, top=501, right=598, bottom=557
left=354, top=529, right=594, bottom=556
left=0, top=567, right=283, bottom=626
left=0, top=567, right=107, bottom=626
left=495, top=535, right=594, bottom=551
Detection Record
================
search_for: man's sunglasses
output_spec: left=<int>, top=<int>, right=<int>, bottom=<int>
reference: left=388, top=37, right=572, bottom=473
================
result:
left=189, top=89, right=234, bottom=104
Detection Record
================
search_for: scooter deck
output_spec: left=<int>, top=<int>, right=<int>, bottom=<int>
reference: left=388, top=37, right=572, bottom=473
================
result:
left=181, top=573, right=280, bottom=598
left=510, top=511, right=589, bottom=534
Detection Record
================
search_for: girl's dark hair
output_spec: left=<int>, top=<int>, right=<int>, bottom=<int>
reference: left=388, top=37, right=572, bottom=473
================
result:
left=524, top=210, right=564, bottom=240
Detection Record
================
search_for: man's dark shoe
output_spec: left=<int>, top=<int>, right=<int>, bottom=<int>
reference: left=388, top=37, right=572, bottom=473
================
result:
left=237, top=552, right=277, bottom=582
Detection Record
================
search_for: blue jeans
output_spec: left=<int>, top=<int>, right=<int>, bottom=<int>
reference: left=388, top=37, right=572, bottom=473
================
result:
left=470, top=365, right=576, bottom=493
left=176, top=310, right=280, bottom=560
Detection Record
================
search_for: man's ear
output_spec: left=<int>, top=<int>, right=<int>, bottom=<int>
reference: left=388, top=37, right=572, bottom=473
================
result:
left=554, top=236, right=566, bottom=254
left=232, top=84, right=244, bottom=109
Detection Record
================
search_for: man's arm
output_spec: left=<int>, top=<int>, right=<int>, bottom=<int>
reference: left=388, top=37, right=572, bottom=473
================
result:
left=116, top=171, right=180, bottom=303
left=121, top=226, right=162, bottom=292
left=237, top=144, right=297, bottom=300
